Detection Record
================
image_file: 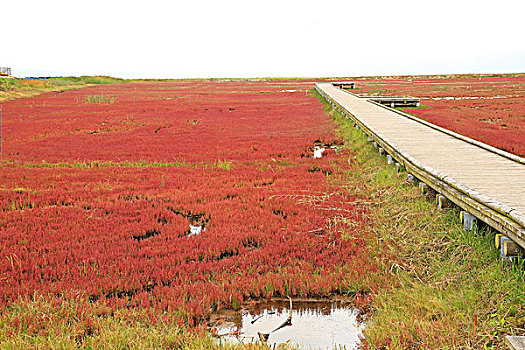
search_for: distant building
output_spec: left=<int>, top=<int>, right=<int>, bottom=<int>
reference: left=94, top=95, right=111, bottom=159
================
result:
left=0, top=67, right=12, bottom=76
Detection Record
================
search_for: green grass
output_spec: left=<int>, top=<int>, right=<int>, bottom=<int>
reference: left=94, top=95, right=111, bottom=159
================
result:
left=0, top=76, right=127, bottom=103
left=209, top=159, right=232, bottom=170
left=54, top=76, right=126, bottom=85
left=0, top=295, right=272, bottom=350
left=395, top=104, right=430, bottom=110
left=0, top=78, right=23, bottom=92
left=312, top=88, right=525, bottom=349
left=84, top=94, right=115, bottom=104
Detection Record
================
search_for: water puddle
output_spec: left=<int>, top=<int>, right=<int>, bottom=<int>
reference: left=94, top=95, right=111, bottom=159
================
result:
left=313, top=146, right=326, bottom=159
left=188, top=224, right=204, bottom=237
left=303, top=140, right=344, bottom=159
left=210, top=299, right=364, bottom=349
left=313, top=145, right=341, bottom=158
left=187, top=214, right=208, bottom=238
left=166, top=207, right=209, bottom=238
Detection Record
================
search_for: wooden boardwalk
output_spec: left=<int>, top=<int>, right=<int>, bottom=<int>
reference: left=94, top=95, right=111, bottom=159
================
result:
left=316, top=82, right=525, bottom=251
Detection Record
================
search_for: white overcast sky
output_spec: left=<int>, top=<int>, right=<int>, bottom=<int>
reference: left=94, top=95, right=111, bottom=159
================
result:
left=2, top=0, right=524, bottom=78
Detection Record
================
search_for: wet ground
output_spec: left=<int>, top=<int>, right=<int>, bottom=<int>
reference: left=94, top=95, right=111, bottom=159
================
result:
left=210, top=299, right=364, bottom=349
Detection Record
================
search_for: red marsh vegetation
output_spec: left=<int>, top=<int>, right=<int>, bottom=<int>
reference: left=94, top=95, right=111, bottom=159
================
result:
left=0, top=81, right=386, bottom=335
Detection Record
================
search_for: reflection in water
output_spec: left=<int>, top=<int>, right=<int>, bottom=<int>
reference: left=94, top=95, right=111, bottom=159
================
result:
left=313, top=145, right=341, bottom=158
left=214, top=300, right=363, bottom=350
left=313, top=146, right=326, bottom=158
left=188, top=225, right=203, bottom=237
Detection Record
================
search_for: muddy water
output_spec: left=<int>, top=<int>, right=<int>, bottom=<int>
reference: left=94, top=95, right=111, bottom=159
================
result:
left=213, top=300, right=364, bottom=349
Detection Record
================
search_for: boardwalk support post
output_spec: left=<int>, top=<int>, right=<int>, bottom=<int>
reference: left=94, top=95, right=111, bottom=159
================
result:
left=437, top=195, right=451, bottom=210
left=495, top=233, right=504, bottom=249
left=387, top=155, right=394, bottom=165
left=503, top=239, right=521, bottom=257
left=406, top=173, right=419, bottom=186
left=378, top=147, right=385, bottom=156
left=419, top=182, right=429, bottom=194
left=500, top=236, right=521, bottom=259
left=460, top=211, right=478, bottom=231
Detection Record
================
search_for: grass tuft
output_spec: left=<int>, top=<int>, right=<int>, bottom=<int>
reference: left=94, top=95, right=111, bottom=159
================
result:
left=84, top=94, right=115, bottom=104
left=210, top=159, right=232, bottom=170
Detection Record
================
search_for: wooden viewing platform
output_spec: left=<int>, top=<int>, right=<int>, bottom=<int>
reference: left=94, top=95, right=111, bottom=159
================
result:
left=316, top=82, right=525, bottom=255
left=332, top=81, right=355, bottom=89
left=363, top=96, right=420, bottom=107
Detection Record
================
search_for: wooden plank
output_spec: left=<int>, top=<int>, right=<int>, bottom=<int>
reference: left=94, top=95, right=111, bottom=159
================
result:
left=507, top=336, right=525, bottom=350
left=365, top=96, right=420, bottom=107
left=335, top=87, right=525, bottom=164
left=316, top=82, right=525, bottom=250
